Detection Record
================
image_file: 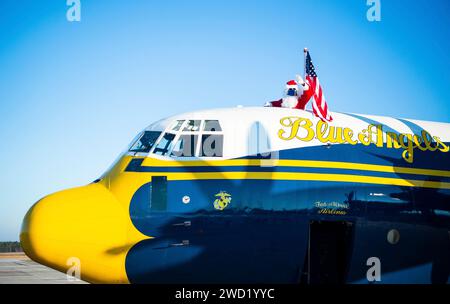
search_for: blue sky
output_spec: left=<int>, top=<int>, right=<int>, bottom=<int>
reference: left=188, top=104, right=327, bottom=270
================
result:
left=0, top=0, right=449, bottom=241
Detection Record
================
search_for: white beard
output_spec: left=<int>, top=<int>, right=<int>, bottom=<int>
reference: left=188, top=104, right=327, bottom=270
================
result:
left=281, top=96, right=298, bottom=108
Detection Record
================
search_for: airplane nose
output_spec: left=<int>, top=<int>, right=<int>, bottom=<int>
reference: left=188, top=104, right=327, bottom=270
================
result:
left=20, top=183, right=146, bottom=283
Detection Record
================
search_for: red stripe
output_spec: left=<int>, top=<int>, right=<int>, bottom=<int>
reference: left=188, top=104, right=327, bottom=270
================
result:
left=314, top=94, right=327, bottom=118
left=307, top=75, right=332, bottom=122
left=306, top=54, right=332, bottom=121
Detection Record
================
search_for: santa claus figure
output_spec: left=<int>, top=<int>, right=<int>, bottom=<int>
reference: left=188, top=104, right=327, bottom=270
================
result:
left=265, top=75, right=314, bottom=110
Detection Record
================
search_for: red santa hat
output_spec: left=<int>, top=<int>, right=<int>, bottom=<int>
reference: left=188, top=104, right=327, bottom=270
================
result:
left=286, top=80, right=298, bottom=89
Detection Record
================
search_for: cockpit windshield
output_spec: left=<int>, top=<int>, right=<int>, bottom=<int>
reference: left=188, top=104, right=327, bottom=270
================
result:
left=129, top=131, right=161, bottom=153
left=153, top=133, right=176, bottom=156
left=129, top=119, right=224, bottom=157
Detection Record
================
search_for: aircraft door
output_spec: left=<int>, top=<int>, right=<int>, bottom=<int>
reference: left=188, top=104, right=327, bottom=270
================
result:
left=151, top=176, right=167, bottom=211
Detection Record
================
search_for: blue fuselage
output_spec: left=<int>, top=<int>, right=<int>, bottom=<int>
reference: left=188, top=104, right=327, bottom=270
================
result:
left=125, top=144, right=450, bottom=284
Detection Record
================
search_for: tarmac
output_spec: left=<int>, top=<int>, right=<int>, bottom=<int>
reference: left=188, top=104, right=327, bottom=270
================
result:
left=0, top=253, right=88, bottom=284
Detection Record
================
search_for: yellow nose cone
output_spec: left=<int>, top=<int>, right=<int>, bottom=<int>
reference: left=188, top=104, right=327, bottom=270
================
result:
left=20, top=183, right=145, bottom=284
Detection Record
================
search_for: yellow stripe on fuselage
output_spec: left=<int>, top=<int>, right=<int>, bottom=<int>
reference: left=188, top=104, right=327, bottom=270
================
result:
left=130, top=171, right=450, bottom=190
left=140, top=157, right=450, bottom=179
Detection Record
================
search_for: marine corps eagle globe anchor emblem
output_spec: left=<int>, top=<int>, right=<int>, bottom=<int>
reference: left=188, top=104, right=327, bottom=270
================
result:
left=213, top=191, right=232, bottom=211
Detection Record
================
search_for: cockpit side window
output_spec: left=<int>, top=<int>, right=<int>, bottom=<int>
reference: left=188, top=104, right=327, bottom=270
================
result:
left=153, top=133, right=176, bottom=155
left=183, top=120, right=201, bottom=132
left=203, top=120, right=222, bottom=132
left=200, top=134, right=223, bottom=157
left=171, top=120, right=185, bottom=131
left=129, top=131, right=161, bottom=153
left=171, top=135, right=198, bottom=157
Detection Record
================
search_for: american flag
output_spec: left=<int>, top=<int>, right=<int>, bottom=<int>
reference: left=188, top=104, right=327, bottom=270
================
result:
left=305, top=51, right=333, bottom=122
